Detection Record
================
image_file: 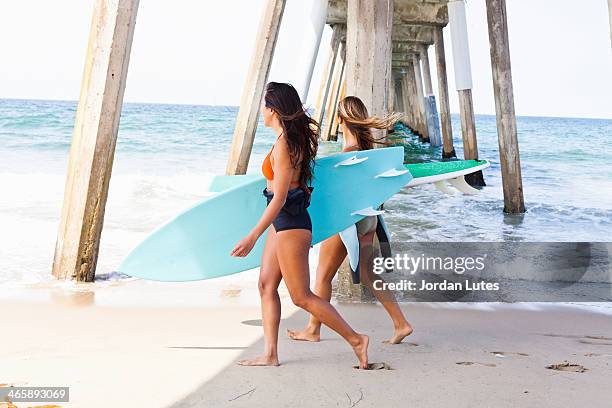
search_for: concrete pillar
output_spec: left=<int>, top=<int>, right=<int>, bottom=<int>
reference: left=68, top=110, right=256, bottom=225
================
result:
left=345, top=0, right=394, bottom=141
left=52, top=0, right=139, bottom=281
left=226, top=0, right=286, bottom=175
left=420, top=45, right=441, bottom=146
left=486, top=0, right=525, bottom=213
left=412, top=54, right=428, bottom=141
left=434, top=27, right=456, bottom=158
left=321, top=41, right=346, bottom=141
left=294, top=0, right=329, bottom=101
left=448, top=0, right=485, bottom=186
left=313, top=25, right=342, bottom=125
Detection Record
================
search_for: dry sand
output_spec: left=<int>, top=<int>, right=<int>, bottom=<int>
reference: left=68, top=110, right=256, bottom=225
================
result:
left=1, top=283, right=612, bottom=407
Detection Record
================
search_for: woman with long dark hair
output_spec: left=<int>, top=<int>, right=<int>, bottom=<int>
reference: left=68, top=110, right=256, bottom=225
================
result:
left=287, top=96, right=414, bottom=344
left=231, top=83, right=369, bottom=368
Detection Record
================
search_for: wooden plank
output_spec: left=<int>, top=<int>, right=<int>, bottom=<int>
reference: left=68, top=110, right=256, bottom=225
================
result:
left=52, top=0, right=140, bottom=281
left=486, top=0, right=525, bottom=212
left=226, top=0, right=286, bottom=175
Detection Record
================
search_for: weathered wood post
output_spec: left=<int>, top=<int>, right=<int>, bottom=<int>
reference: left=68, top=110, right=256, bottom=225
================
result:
left=420, top=45, right=442, bottom=146
left=331, top=76, right=347, bottom=138
left=412, top=54, right=428, bottom=142
left=321, top=39, right=346, bottom=141
left=393, top=70, right=405, bottom=114
left=403, top=61, right=420, bottom=135
left=295, top=0, right=329, bottom=101
left=433, top=26, right=456, bottom=158
left=608, top=0, right=612, bottom=49
left=486, top=0, right=525, bottom=213
left=226, top=0, right=286, bottom=175
left=447, top=0, right=485, bottom=186
left=345, top=0, right=393, bottom=142
left=52, top=0, right=140, bottom=281
left=313, top=25, right=342, bottom=125
left=338, top=0, right=393, bottom=301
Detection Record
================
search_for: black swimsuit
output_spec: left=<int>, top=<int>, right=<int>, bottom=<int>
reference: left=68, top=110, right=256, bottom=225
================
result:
left=263, top=187, right=313, bottom=232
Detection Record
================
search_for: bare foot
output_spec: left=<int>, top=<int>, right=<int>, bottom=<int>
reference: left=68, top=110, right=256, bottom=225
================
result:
left=352, top=334, right=369, bottom=369
left=286, top=328, right=320, bottom=342
left=237, top=355, right=279, bottom=366
left=383, top=324, right=413, bottom=345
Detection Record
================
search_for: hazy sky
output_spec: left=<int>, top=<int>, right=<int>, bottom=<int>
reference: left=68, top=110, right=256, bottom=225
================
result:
left=1, top=1, right=610, bottom=118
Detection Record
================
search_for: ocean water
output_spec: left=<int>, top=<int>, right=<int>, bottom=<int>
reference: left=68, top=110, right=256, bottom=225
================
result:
left=0, top=98, right=611, bottom=285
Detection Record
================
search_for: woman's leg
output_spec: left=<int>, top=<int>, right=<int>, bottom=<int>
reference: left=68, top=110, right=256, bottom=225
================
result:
left=358, top=230, right=413, bottom=344
left=238, top=226, right=283, bottom=366
left=276, top=229, right=368, bottom=368
left=287, top=234, right=347, bottom=341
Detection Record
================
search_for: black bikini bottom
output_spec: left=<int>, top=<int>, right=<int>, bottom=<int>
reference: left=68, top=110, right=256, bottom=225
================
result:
left=263, top=187, right=313, bottom=232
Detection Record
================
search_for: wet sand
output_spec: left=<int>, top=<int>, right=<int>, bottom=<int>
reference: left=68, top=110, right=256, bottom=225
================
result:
left=2, top=283, right=612, bottom=407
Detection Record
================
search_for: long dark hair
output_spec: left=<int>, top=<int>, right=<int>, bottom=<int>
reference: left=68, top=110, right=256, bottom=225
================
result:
left=264, top=82, right=318, bottom=188
left=337, top=96, right=404, bottom=150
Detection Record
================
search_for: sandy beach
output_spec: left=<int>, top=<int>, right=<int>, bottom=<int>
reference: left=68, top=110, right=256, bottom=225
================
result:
left=2, top=281, right=612, bottom=408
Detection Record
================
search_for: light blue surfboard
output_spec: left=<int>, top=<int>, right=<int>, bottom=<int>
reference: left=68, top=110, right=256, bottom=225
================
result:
left=119, top=147, right=412, bottom=281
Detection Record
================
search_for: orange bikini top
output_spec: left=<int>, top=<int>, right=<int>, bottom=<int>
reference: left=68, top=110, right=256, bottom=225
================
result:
left=262, top=135, right=282, bottom=180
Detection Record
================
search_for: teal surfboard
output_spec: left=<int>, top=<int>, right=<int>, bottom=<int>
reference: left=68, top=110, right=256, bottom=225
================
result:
left=119, top=147, right=412, bottom=282
left=209, top=159, right=490, bottom=192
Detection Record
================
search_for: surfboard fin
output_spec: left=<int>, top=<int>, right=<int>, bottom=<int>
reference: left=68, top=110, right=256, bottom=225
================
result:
left=434, top=180, right=455, bottom=195
left=351, top=206, right=385, bottom=217
left=448, top=176, right=479, bottom=195
left=375, top=168, right=409, bottom=178
left=335, top=155, right=368, bottom=167
left=339, top=224, right=360, bottom=284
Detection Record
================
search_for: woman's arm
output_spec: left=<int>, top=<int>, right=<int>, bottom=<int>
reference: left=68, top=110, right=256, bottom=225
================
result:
left=230, top=137, right=295, bottom=257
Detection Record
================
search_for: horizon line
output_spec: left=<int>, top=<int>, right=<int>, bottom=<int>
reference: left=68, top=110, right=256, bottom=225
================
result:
left=1, top=96, right=611, bottom=122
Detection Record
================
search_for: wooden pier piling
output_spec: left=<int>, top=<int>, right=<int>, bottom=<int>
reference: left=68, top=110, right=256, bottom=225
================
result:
left=313, top=25, right=342, bottom=126
left=226, top=0, right=286, bottom=175
left=486, top=0, right=525, bottom=213
left=433, top=26, right=456, bottom=158
left=420, top=45, right=441, bottom=146
left=448, top=0, right=485, bottom=186
left=412, top=54, right=428, bottom=142
left=52, top=0, right=140, bottom=281
left=345, top=0, right=394, bottom=143
left=321, top=39, right=346, bottom=141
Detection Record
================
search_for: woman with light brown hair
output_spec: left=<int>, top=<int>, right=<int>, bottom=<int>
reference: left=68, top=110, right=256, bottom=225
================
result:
left=287, top=95, right=413, bottom=344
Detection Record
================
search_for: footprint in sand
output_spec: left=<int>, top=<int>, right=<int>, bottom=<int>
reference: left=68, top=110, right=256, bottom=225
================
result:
left=353, top=362, right=393, bottom=370
left=456, top=361, right=497, bottom=368
left=490, top=351, right=529, bottom=358
left=546, top=361, right=587, bottom=373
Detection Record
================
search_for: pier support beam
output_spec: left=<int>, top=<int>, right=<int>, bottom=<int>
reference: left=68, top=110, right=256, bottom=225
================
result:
left=345, top=0, right=394, bottom=142
left=434, top=27, right=456, bottom=158
left=321, top=41, right=346, bottom=141
left=486, top=0, right=525, bottom=213
left=448, top=0, right=485, bottom=186
left=226, top=0, right=286, bottom=175
left=313, top=25, right=342, bottom=126
left=52, top=0, right=140, bottom=281
left=295, top=0, right=329, bottom=101
left=412, top=54, right=428, bottom=142
left=403, top=62, right=420, bottom=134
left=420, top=45, right=441, bottom=146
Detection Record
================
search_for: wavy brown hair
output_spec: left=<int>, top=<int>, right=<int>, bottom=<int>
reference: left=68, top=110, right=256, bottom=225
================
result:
left=337, top=96, right=404, bottom=150
left=264, top=82, right=319, bottom=188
